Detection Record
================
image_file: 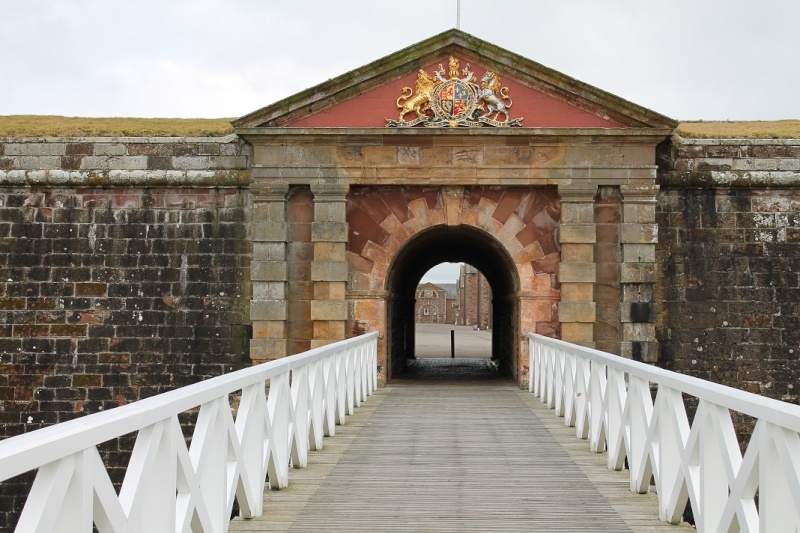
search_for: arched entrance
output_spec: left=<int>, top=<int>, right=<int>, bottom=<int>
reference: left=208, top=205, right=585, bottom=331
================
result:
left=346, top=185, right=562, bottom=388
left=386, top=225, right=519, bottom=379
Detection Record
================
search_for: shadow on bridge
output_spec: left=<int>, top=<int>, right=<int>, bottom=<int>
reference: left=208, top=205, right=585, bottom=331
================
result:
left=403, top=357, right=501, bottom=380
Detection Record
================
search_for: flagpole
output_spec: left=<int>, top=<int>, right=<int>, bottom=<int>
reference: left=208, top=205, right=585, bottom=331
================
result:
left=457, top=0, right=461, bottom=29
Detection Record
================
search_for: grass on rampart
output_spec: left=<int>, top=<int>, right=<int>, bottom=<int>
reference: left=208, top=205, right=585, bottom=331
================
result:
left=1, top=116, right=799, bottom=139
left=0, top=116, right=235, bottom=138
left=675, top=120, right=800, bottom=139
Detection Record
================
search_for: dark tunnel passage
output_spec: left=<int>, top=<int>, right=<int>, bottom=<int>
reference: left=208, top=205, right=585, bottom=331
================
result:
left=386, top=225, right=519, bottom=380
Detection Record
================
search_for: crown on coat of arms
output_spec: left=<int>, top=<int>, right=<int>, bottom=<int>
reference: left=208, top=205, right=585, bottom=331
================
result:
left=386, top=56, right=522, bottom=128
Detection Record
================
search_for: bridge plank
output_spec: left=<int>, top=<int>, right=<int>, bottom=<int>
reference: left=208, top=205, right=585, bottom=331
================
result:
left=231, top=381, right=690, bottom=531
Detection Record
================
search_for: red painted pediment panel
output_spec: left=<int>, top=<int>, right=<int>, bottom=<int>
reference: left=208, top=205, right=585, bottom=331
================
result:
left=288, top=61, right=624, bottom=128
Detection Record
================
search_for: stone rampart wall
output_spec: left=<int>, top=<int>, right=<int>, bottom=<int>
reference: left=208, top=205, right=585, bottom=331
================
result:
left=657, top=137, right=800, bottom=408
left=0, top=137, right=252, bottom=529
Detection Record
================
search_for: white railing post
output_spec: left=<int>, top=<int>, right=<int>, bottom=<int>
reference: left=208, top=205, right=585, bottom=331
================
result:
left=322, top=351, right=337, bottom=436
left=588, top=361, right=607, bottom=453
left=345, top=346, right=356, bottom=416
left=267, top=370, right=291, bottom=489
left=290, top=365, right=310, bottom=469
left=120, top=419, right=179, bottom=531
left=574, top=355, right=590, bottom=440
left=308, top=359, right=325, bottom=451
left=605, top=367, right=627, bottom=471
left=234, top=382, right=268, bottom=518
left=553, top=348, right=565, bottom=414
left=757, top=422, right=797, bottom=532
left=627, top=375, right=653, bottom=494
left=335, top=348, right=348, bottom=424
left=354, top=343, right=364, bottom=408
left=562, top=351, right=576, bottom=427
left=653, top=386, right=689, bottom=524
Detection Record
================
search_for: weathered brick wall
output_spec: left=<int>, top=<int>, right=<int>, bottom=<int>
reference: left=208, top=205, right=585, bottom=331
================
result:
left=657, top=137, right=800, bottom=407
left=0, top=137, right=252, bottom=529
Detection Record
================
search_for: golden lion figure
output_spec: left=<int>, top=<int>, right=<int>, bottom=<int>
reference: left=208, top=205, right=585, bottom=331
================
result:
left=478, top=71, right=513, bottom=121
left=397, top=69, right=439, bottom=121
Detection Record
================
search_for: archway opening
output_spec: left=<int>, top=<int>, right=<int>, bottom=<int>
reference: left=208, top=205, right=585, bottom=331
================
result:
left=412, top=262, right=495, bottom=379
left=386, top=225, right=518, bottom=381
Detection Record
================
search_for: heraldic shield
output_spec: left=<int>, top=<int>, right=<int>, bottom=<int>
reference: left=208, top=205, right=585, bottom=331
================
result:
left=386, top=56, right=523, bottom=128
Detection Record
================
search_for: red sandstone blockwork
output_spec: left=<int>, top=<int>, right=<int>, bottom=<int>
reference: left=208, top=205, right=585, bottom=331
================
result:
left=346, top=186, right=561, bottom=331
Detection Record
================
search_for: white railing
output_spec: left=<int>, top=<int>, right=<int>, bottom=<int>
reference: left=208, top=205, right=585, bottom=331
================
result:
left=528, top=333, right=800, bottom=533
left=0, top=332, right=379, bottom=533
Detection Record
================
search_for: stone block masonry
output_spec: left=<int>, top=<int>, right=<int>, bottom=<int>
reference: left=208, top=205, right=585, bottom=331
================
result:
left=657, top=137, right=800, bottom=410
left=0, top=185, right=251, bottom=424
left=0, top=137, right=251, bottom=530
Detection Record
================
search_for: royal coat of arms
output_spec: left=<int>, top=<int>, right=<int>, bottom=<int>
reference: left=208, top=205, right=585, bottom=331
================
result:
left=386, top=56, right=522, bottom=128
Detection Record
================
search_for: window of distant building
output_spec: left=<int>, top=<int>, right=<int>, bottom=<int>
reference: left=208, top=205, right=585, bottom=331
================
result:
left=423, top=307, right=429, bottom=315
left=425, top=290, right=432, bottom=297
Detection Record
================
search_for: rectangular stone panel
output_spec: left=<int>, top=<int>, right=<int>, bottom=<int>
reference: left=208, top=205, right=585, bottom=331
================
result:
left=250, top=300, right=288, bottom=321
left=310, top=300, right=348, bottom=321
left=622, top=243, right=656, bottom=263
left=311, top=261, right=348, bottom=282
left=620, top=262, right=656, bottom=284
left=559, top=302, right=597, bottom=323
left=561, top=322, right=594, bottom=343
left=561, top=243, right=594, bottom=263
left=620, top=301, right=655, bottom=323
left=251, top=261, right=288, bottom=282
left=559, top=224, right=597, bottom=244
left=559, top=263, right=597, bottom=283
left=620, top=223, right=658, bottom=244
left=560, top=203, right=595, bottom=225
left=252, top=281, right=286, bottom=300
left=314, top=242, right=346, bottom=262
left=561, top=284, right=594, bottom=303
left=252, top=221, right=287, bottom=242
left=250, top=338, right=287, bottom=361
left=311, top=222, right=348, bottom=242
left=622, top=322, right=656, bottom=342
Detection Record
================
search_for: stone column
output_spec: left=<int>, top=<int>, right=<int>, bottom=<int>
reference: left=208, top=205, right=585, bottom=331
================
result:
left=619, top=184, right=659, bottom=361
left=250, top=182, right=289, bottom=362
left=558, top=184, right=598, bottom=347
left=310, top=181, right=349, bottom=348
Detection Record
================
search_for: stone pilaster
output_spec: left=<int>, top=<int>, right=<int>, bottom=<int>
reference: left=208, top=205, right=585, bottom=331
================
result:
left=250, top=182, right=289, bottom=362
left=558, top=184, right=598, bottom=347
left=619, top=184, right=659, bottom=362
left=310, top=181, right=349, bottom=348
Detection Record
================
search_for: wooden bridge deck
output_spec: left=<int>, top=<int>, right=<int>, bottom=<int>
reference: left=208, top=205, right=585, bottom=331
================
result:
left=230, top=375, right=690, bottom=532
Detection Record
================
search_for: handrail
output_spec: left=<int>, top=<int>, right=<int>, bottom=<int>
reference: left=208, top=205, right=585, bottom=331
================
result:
left=527, top=333, right=800, bottom=533
left=0, top=332, right=379, bottom=532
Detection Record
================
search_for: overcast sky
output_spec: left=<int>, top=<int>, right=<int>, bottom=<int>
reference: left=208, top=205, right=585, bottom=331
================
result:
left=3, top=0, right=798, bottom=284
left=2, top=0, right=798, bottom=122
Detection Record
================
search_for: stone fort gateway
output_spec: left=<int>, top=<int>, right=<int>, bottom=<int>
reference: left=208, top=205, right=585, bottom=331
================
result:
left=1, top=27, right=798, bottom=457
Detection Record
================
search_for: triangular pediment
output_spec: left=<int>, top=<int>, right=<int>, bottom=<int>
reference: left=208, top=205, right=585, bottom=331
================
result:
left=233, top=29, right=676, bottom=130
